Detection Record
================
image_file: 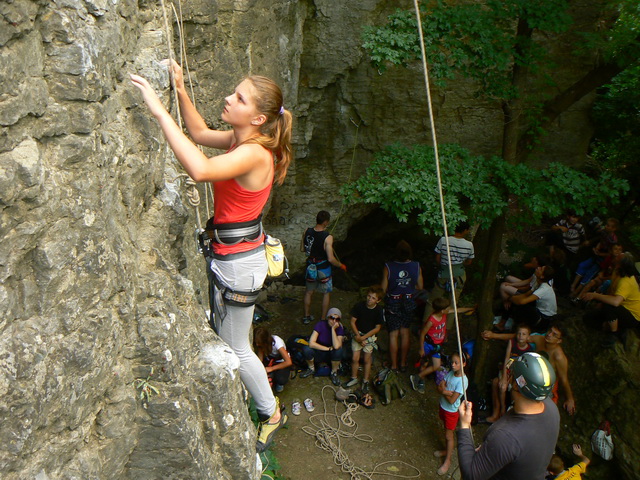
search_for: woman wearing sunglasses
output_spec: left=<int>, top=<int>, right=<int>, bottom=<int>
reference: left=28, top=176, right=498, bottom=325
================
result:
left=299, top=308, right=346, bottom=386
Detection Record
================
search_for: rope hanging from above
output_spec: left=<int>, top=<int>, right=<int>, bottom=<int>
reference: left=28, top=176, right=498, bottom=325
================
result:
left=411, top=0, right=471, bottom=411
left=158, top=0, right=214, bottom=239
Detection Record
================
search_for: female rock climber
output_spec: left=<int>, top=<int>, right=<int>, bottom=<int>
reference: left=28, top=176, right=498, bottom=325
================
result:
left=131, top=59, right=292, bottom=452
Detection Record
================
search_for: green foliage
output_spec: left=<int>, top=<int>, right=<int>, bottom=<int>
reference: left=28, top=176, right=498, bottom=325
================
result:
left=590, top=64, right=640, bottom=171
left=579, top=0, right=640, bottom=65
left=135, top=367, right=160, bottom=404
left=342, top=144, right=629, bottom=234
left=362, top=0, right=573, bottom=99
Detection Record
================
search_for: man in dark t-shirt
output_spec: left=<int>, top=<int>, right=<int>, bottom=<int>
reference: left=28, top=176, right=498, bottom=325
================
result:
left=457, top=352, right=560, bottom=480
left=300, top=211, right=346, bottom=324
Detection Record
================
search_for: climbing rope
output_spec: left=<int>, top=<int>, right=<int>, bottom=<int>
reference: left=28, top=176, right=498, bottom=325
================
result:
left=158, top=0, right=215, bottom=239
left=411, top=0, right=471, bottom=408
left=302, top=386, right=422, bottom=480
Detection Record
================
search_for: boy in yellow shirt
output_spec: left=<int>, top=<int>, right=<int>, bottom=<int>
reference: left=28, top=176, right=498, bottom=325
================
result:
left=547, top=444, right=590, bottom=480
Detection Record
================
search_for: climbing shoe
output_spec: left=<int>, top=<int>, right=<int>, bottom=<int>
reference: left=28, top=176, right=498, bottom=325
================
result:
left=256, top=398, right=288, bottom=453
left=299, top=367, right=315, bottom=378
left=410, top=374, right=425, bottom=394
left=343, top=377, right=359, bottom=388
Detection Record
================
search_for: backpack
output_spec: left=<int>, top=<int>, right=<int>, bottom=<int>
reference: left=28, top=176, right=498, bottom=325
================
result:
left=285, top=335, right=310, bottom=370
left=373, top=368, right=406, bottom=405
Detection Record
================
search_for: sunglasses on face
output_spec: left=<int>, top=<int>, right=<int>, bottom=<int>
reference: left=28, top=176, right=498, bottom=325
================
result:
left=328, top=315, right=341, bottom=320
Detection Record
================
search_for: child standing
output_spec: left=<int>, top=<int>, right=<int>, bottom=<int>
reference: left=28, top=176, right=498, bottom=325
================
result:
left=435, top=352, right=469, bottom=476
left=486, top=323, right=534, bottom=422
left=547, top=444, right=590, bottom=479
left=410, top=297, right=473, bottom=393
left=343, top=285, right=385, bottom=393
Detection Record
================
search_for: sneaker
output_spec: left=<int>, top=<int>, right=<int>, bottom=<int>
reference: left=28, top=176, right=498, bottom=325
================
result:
left=299, top=367, right=315, bottom=378
left=303, top=398, right=315, bottom=412
left=410, top=374, right=425, bottom=393
left=362, top=381, right=370, bottom=394
left=274, top=384, right=284, bottom=393
left=302, top=315, right=314, bottom=325
left=256, top=398, right=288, bottom=452
left=343, top=377, right=359, bottom=388
left=291, top=399, right=301, bottom=416
left=330, top=371, right=340, bottom=386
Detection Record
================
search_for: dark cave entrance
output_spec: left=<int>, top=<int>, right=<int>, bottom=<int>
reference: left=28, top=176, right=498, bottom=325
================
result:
left=331, top=208, right=441, bottom=291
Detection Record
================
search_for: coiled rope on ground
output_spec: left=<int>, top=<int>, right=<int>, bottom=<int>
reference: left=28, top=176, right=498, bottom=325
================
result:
left=301, top=386, right=421, bottom=480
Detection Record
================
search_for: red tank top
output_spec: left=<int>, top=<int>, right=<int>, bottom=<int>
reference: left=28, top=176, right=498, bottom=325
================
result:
left=212, top=147, right=273, bottom=255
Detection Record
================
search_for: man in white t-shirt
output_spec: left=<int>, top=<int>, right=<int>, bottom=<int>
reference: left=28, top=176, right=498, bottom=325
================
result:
left=425, top=221, right=475, bottom=322
left=510, top=266, right=557, bottom=332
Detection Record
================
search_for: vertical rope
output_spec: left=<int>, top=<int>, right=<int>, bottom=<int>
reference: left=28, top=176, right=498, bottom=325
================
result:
left=412, top=0, right=469, bottom=404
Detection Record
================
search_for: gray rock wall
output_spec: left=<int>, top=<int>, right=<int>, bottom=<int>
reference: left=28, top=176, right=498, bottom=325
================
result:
left=0, top=0, right=608, bottom=478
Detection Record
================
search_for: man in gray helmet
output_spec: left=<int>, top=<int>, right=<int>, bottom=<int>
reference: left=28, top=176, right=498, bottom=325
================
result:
left=457, top=352, right=560, bottom=480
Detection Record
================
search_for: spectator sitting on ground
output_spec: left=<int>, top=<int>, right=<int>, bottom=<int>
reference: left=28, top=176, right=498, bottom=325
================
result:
left=253, top=326, right=293, bottom=393
left=486, top=323, right=534, bottom=423
left=499, top=253, right=550, bottom=310
left=508, top=265, right=557, bottom=333
left=299, top=307, right=346, bottom=386
left=482, top=321, right=576, bottom=415
left=547, top=444, right=591, bottom=480
left=577, top=244, right=624, bottom=299
left=582, top=252, right=640, bottom=346
left=343, top=285, right=385, bottom=393
left=572, top=243, right=624, bottom=301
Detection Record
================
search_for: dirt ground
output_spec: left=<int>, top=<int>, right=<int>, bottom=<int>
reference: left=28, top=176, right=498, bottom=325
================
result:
left=257, top=283, right=491, bottom=480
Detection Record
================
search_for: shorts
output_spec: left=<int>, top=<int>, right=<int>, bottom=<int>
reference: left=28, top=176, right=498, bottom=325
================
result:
left=439, top=406, right=459, bottom=431
left=306, top=264, right=333, bottom=293
left=306, top=276, right=333, bottom=293
left=423, top=341, right=442, bottom=359
left=352, top=336, right=377, bottom=354
left=385, top=297, right=417, bottom=332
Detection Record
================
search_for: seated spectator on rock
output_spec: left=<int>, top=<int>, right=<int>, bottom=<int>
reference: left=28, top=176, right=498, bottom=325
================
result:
left=499, top=253, right=550, bottom=309
left=582, top=252, right=640, bottom=346
left=578, top=245, right=624, bottom=300
left=509, top=266, right=557, bottom=332
left=547, top=443, right=590, bottom=480
left=482, top=321, right=576, bottom=415
left=253, top=326, right=293, bottom=393
left=299, top=307, right=346, bottom=386
left=572, top=243, right=624, bottom=301
left=486, top=323, right=534, bottom=423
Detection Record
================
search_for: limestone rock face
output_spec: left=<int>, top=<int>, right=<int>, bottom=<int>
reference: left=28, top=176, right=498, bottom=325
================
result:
left=0, top=0, right=623, bottom=478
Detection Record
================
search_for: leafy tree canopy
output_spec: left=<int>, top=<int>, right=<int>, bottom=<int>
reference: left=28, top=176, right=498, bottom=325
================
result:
left=363, top=1, right=639, bottom=99
left=590, top=63, right=640, bottom=171
left=342, top=144, right=629, bottom=235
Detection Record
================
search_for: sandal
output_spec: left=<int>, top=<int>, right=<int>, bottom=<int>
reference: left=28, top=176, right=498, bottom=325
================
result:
left=303, top=398, right=315, bottom=413
left=291, top=399, right=301, bottom=416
